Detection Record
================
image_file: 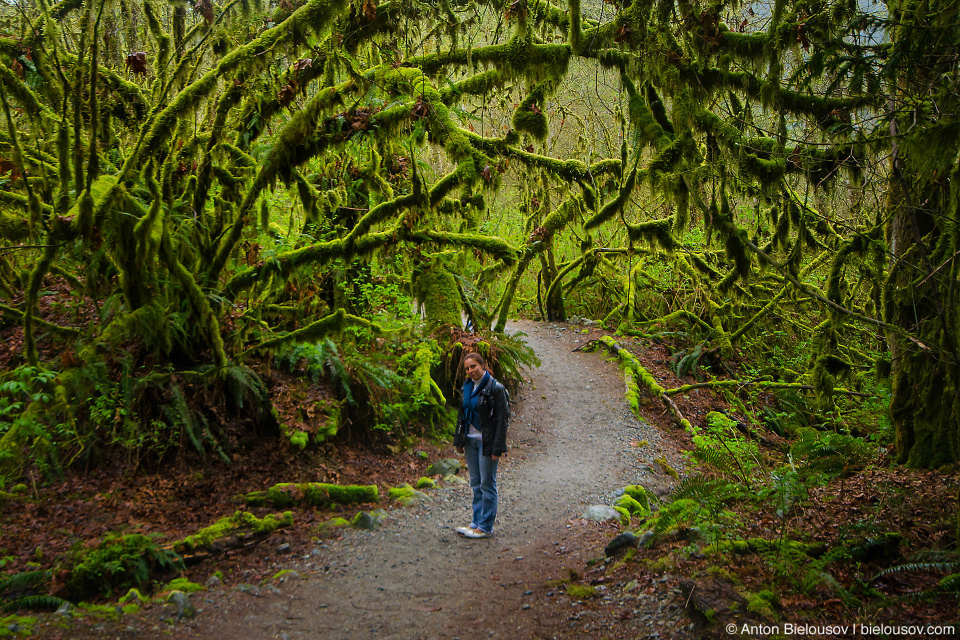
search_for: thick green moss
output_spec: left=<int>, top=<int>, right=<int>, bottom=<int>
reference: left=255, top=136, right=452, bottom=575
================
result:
left=244, top=482, right=378, bottom=508
left=412, top=254, right=462, bottom=328
left=415, top=477, right=437, bottom=489
left=623, top=485, right=653, bottom=512
left=613, top=505, right=631, bottom=525
left=565, top=584, right=598, bottom=598
left=615, top=494, right=649, bottom=517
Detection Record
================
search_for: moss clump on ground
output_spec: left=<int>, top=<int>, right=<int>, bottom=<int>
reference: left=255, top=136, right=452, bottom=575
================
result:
left=174, top=511, right=293, bottom=554
left=388, top=484, right=432, bottom=506
left=745, top=589, right=780, bottom=620
left=565, top=584, right=598, bottom=599
left=0, top=615, right=36, bottom=637
left=162, top=577, right=204, bottom=593
left=244, top=482, right=378, bottom=508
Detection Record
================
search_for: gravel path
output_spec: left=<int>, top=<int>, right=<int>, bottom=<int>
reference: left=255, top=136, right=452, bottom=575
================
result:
left=173, top=321, right=693, bottom=639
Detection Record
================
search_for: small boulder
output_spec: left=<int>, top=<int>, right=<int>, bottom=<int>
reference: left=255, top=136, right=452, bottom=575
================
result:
left=442, top=473, right=468, bottom=485
left=637, top=530, right=655, bottom=548
left=415, top=477, right=437, bottom=490
left=277, top=543, right=292, bottom=554
left=55, top=602, right=74, bottom=617
left=167, top=591, right=196, bottom=620
left=604, top=532, right=639, bottom=557
left=351, top=509, right=387, bottom=530
left=236, top=584, right=261, bottom=597
left=582, top=505, right=620, bottom=523
left=318, top=516, right=350, bottom=535
left=426, top=458, right=461, bottom=477
left=205, top=575, right=221, bottom=587
left=388, top=484, right=432, bottom=507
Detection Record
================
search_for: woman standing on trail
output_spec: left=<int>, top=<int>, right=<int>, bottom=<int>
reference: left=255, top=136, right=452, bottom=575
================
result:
left=453, top=352, right=510, bottom=539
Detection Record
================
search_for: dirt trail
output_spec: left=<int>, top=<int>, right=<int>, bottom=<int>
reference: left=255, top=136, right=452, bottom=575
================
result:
left=178, top=321, right=691, bottom=640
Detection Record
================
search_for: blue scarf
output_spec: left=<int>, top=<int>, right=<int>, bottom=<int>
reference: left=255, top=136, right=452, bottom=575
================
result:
left=462, top=372, right=490, bottom=429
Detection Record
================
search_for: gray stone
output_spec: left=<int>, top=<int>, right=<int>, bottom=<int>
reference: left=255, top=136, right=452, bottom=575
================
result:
left=604, top=531, right=639, bottom=556
left=277, top=543, right=292, bottom=554
left=236, top=583, right=261, bottom=597
left=205, top=575, right=221, bottom=587
left=582, top=505, right=620, bottom=522
left=352, top=509, right=387, bottom=530
left=637, top=530, right=655, bottom=548
left=167, top=591, right=196, bottom=620
left=426, top=458, right=461, bottom=477
left=442, top=473, right=468, bottom=485
left=55, top=602, right=74, bottom=616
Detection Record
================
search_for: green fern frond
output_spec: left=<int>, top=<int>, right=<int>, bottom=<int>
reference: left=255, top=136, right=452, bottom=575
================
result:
left=1, top=594, right=68, bottom=612
left=0, top=569, right=51, bottom=595
left=166, top=384, right=204, bottom=459
left=874, top=562, right=958, bottom=580
left=690, top=446, right=739, bottom=476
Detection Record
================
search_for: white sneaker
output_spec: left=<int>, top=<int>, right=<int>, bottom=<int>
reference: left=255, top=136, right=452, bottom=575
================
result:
left=462, top=528, right=492, bottom=539
left=455, top=525, right=473, bottom=535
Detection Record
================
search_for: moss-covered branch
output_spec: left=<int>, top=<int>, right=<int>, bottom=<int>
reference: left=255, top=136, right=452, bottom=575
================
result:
left=243, top=308, right=383, bottom=355
left=587, top=336, right=691, bottom=429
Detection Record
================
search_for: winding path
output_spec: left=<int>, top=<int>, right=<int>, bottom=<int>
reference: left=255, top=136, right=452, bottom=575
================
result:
left=183, top=321, right=689, bottom=640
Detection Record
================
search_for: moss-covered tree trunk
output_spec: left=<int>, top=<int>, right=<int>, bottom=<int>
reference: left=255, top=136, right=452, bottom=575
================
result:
left=885, top=0, right=960, bottom=467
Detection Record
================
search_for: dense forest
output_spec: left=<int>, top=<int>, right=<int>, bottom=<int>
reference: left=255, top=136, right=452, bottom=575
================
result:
left=0, top=0, right=958, bottom=632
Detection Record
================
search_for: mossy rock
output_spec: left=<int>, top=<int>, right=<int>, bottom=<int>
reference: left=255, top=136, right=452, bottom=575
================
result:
left=425, top=458, right=461, bottom=476
left=622, top=485, right=653, bottom=512
left=351, top=509, right=387, bottom=530
left=318, top=517, right=350, bottom=535
left=244, top=482, right=378, bottom=509
left=388, top=484, right=432, bottom=507
left=174, top=511, right=293, bottom=554
left=119, top=588, right=147, bottom=605
left=442, top=473, right=468, bottom=485
left=615, top=494, right=649, bottom=518
left=415, top=477, right=437, bottom=490
left=613, top=505, right=631, bottom=526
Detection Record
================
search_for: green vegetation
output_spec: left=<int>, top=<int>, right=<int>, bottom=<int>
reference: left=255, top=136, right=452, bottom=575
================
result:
left=67, top=533, right=183, bottom=599
left=173, top=511, right=292, bottom=554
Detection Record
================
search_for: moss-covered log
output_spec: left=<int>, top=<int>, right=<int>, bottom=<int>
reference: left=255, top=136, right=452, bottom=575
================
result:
left=243, top=483, right=378, bottom=509
left=173, top=510, right=294, bottom=555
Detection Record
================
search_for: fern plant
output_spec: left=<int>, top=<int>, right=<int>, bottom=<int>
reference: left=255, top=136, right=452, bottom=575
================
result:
left=0, top=568, right=69, bottom=612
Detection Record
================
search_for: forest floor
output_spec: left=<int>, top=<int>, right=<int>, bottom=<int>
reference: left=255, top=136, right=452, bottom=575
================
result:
left=4, top=320, right=957, bottom=639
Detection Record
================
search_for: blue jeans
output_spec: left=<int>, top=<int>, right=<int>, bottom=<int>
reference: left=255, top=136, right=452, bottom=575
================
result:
left=463, top=436, right=499, bottom=534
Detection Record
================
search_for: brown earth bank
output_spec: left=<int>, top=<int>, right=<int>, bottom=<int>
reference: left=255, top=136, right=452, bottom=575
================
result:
left=3, top=320, right=957, bottom=640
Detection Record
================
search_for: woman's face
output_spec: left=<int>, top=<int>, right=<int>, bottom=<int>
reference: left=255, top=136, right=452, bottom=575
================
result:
left=464, top=358, right=485, bottom=381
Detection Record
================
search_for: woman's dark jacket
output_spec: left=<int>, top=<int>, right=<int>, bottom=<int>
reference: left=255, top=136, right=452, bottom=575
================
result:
left=453, top=375, right=509, bottom=457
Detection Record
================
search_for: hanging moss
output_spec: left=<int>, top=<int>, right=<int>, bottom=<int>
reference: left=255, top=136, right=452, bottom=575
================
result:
left=627, top=217, right=677, bottom=252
